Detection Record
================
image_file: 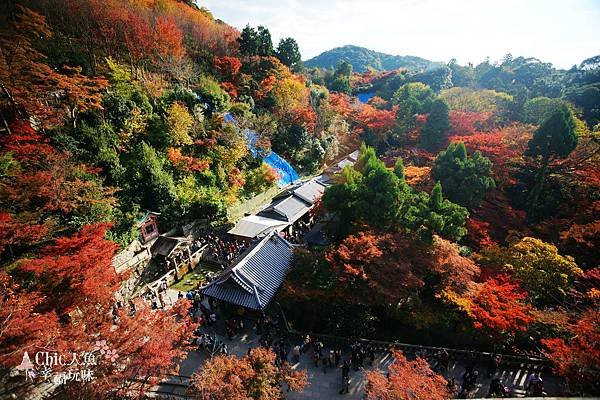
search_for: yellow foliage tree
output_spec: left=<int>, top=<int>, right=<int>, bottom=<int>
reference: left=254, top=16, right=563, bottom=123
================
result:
left=477, top=237, right=583, bottom=305
left=272, top=77, right=309, bottom=115
left=166, top=101, right=193, bottom=145
left=440, top=87, right=512, bottom=124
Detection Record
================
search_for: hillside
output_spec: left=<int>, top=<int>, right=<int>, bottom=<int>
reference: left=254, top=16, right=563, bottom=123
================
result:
left=304, top=45, right=434, bottom=72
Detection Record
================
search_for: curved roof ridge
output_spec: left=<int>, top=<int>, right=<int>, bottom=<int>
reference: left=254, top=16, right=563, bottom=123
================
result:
left=232, top=269, right=262, bottom=293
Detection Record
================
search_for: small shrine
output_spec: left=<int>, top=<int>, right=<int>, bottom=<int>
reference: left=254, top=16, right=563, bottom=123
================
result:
left=136, top=211, right=160, bottom=243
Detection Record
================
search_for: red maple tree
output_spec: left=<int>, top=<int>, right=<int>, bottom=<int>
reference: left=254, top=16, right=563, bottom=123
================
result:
left=326, top=231, right=479, bottom=305
left=541, top=310, right=600, bottom=390
left=154, top=16, right=185, bottom=62
left=468, top=274, right=533, bottom=335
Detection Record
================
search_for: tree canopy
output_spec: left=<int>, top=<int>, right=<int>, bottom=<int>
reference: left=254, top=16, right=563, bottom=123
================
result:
left=432, top=141, right=495, bottom=209
left=420, top=98, right=450, bottom=151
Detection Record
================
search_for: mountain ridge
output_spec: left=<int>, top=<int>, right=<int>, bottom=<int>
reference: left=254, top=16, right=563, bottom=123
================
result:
left=304, top=44, right=437, bottom=72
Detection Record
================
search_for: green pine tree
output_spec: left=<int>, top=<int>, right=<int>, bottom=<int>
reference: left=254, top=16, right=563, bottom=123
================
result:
left=525, top=105, right=578, bottom=217
left=419, top=98, right=450, bottom=152
left=432, top=141, right=495, bottom=209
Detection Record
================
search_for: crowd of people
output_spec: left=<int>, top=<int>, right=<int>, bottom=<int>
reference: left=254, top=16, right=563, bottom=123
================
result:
left=195, top=234, right=249, bottom=265
left=279, top=218, right=314, bottom=245
left=185, top=298, right=551, bottom=398
left=111, top=281, right=172, bottom=323
left=164, top=248, right=191, bottom=272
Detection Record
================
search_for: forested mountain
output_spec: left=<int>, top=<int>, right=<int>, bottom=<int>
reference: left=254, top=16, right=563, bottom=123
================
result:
left=304, top=44, right=435, bottom=72
left=0, top=0, right=599, bottom=398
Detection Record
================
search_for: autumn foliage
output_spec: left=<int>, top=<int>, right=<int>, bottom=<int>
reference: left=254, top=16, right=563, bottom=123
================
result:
left=325, top=231, right=479, bottom=305
left=0, top=117, right=196, bottom=396
left=467, top=275, right=533, bottom=334
left=1, top=0, right=600, bottom=397
left=365, top=351, right=449, bottom=400
left=168, top=147, right=210, bottom=172
left=0, top=6, right=107, bottom=127
left=188, top=348, right=307, bottom=400
left=542, top=310, right=600, bottom=391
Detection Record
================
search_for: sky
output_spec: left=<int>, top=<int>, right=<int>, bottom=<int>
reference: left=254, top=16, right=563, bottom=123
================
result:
left=198, top=0, right=600, bottom=69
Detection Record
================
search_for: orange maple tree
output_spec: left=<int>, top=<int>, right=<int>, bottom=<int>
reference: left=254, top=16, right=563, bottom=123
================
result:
left=188, top=347, right=307, bottom=399
left=325, top=231, right=479, bottom=305
left=365, top=351, right=449, bottom=400
left=0, top=6, right=61, bottom=125
left=167, top=147, right=210, bottom=172
left=154, top=15, right=186, bottom=62
left=0, top=6, right=107, bottom=127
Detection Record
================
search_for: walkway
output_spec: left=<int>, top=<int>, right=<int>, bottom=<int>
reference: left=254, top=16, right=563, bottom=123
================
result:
left=152, top=299, right=566, bottom=399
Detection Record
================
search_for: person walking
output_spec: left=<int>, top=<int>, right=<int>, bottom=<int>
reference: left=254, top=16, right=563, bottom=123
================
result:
left=357, top=345, right=365, bottom=368
left=526, top=372, right=542, bottom=395
left=438, top=349, right=450, bottom=372
left=367, top=343, right=375, bottom=366
left=339, top=360, right=350, bottom=394
left=488, top=354, right=500, bottom=378
left=292, top=345, right=301, bottom=363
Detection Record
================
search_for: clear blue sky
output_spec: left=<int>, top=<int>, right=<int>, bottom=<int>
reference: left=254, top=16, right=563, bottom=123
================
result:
left=198, top=0, right=600, bottom=69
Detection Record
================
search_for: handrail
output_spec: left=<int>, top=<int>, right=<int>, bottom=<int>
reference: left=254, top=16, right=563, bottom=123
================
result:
left=282, top=327, right=550, bottom=366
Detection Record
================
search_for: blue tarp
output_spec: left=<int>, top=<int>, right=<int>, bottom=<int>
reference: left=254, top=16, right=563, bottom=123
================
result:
left=357, top=92, right=375, bottom=103
left=224, top=113, right=299, bottom=186
left=264, top=151, right=299, bottom=186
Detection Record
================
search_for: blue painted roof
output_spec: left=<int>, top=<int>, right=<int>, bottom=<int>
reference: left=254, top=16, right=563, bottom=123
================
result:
left=357, top=92, right=375, bottom=103
left=225, top=113, right=299, bottom=187
left=201, top=233, right=294, bottom=310
left=264, top=151, right=299, bottom=186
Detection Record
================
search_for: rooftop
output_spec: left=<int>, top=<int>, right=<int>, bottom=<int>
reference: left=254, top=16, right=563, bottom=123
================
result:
left=201, top=232, right=294, bottom=310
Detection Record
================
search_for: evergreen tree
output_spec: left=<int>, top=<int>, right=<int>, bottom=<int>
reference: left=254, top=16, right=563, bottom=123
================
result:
left=432, top=141, right=495, bottom=209
left=323, top=145, right=412, bottom=239
left=403, top=182, right=469, bottom=242
left=256, top=26, right=274, bottom=56
left=419, top=98, right=450, bottom=151
left=238, top=25, right=258, bottom=56
left=276, top=37, right=302, bottom=71
left=394, top=157, right=405, bottom=181
left=330, top=60, right=353, bottom=94
left=355, top=155, right=410, bottom=230
left=392, top=82, right=434, bottom=133
left=525, top=105, right=578, bottom=216
left=124, top=142, right=176, bottom=210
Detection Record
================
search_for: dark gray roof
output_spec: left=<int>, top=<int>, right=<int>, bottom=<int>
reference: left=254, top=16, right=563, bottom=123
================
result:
left=337, top=158, right=354, bottom=169
left=257, top=177, right=330, bottom=223
left=293, top=180, right=327, bottom=205
left=227, top=215, right=289, bottom=239
left=304, top=222, right=330, bottom=246
left=201, top=233, right=294, bottom=310
left=150, top=235, right=190, bottom=257
left=259, top=195, right=310, bottom=223
left=315, top=173, right=334, bottom=185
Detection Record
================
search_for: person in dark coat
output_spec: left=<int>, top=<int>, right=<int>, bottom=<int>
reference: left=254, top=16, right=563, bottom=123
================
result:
left=339, top=360, right=350, bottom=394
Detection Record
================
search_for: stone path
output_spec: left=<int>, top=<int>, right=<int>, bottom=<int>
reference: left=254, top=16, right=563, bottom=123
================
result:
left=151, top=301, right=566, bottom=399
